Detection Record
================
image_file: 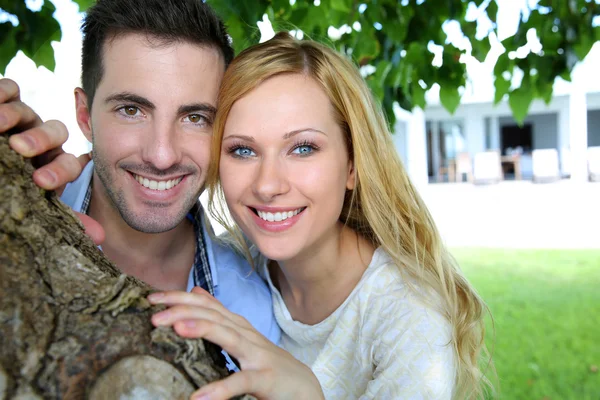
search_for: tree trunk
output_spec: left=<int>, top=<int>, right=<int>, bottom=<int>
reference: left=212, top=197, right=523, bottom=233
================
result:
left=0, top=137, right=252, bottom=400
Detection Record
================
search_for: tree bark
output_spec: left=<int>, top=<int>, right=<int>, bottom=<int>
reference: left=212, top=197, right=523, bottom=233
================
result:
left=0, top=137, right=252, bottom=400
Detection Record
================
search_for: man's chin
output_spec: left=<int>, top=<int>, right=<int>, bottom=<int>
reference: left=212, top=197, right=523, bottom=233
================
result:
left=121, top=212, right=187, bottom=234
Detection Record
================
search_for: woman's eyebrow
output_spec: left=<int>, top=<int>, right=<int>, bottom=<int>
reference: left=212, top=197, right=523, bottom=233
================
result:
left=223, top=128, right=326, bottom=142
left=223, top=134, right=254, bottom=142
left=283, top=128, right=327, bottom=139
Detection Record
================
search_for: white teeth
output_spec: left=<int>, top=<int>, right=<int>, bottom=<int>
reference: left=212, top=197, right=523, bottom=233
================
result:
left=257, top=208, right=303, bottom=222
left=134, top=174, right=183, bottom=191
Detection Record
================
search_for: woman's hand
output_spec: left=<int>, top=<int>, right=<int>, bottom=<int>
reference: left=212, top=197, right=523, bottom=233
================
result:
left=148, top=287, right=325, bottom=400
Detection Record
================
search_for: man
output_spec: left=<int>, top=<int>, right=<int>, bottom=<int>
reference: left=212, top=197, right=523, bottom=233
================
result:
left=1, top=0, right=279, bottom=345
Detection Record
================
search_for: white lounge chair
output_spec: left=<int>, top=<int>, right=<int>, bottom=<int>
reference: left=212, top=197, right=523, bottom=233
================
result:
left=473, top=151, right=502, bottom=184
left=588, top=146, right=600, bottom=182
left=532, top=149, right=561, bottom=183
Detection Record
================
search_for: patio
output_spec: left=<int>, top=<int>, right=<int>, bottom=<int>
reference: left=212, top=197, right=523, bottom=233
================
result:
left=420, top=180, right=600, bottom=249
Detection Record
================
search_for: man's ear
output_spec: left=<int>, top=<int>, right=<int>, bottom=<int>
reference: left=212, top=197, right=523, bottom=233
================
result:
left=75, top=88, right=93, bottom=142
left=346, top=160, right=356, bottom=190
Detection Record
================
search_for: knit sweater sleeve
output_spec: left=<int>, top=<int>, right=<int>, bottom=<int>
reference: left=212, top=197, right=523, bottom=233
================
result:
left=358, top=292, right=456, bottom=400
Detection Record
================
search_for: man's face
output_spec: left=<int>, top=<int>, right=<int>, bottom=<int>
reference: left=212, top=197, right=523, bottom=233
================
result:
left=81, top=33, right=224, bottom=233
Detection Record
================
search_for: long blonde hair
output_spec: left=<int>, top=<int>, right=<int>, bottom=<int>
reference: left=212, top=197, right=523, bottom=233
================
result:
left=207, top=32, right=494, bottom=399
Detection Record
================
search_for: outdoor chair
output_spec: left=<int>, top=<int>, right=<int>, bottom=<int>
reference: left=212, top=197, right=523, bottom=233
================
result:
left=454, top=152, right=473, bottom=183
left=532, top=148, right=561, bottom=183
left=473, top=151, right=502, bottom=184
left=588, top=146, right=600, bottom=182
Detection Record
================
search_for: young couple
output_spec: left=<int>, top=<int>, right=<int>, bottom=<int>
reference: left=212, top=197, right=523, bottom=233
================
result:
left=2, top=0, right=493, bottom=398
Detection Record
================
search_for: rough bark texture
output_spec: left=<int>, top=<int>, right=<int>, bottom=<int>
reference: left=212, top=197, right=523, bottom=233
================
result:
left=0, top=137, right=252, bottom=400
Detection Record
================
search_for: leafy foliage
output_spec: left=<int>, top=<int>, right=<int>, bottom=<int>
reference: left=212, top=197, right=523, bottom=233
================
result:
left=0, top=0, right=61, bottom=73
left=2, top=0, right=600, bottom=124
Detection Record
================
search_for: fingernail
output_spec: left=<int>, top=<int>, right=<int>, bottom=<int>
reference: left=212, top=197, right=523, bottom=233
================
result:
left=11, top=134, right=36, bottom=154
left=147, top=293, right=164, bottom=302
left=34, top=169, right=57, bottom=186
left=192, top=393, right=210, bottom=400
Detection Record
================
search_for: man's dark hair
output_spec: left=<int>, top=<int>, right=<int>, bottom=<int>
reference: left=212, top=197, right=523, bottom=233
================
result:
left=81, top=0, right=234, bottom=109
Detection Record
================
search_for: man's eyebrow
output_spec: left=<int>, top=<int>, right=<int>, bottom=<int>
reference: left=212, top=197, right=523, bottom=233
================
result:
left=283, top=128, right=327, bottom=139
left=104, top=92, right=155, bottom=110
left=178, top=103, right=217, bottom=116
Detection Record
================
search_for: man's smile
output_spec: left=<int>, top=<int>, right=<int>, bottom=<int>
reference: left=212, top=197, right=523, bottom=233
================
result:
left=132, top=173, right=184, bottom=191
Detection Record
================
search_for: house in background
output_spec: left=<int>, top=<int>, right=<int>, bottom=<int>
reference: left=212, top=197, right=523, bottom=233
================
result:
left=393, top=43, right=600, bottom=186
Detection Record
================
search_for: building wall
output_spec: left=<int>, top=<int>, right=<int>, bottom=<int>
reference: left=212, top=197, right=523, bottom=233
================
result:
left=392, top=120, right=409, bottom=167
left=498, top=113, right=558, bottom=151
left=587, top=110, right=600, bottom=146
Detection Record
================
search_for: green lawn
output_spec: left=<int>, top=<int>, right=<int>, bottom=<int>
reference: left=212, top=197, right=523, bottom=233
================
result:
left=453, top=248, right=600, bottom=400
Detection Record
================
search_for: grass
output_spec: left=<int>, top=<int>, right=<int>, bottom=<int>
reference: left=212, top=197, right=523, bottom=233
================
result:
left=453, top=248, right=600, bottom=400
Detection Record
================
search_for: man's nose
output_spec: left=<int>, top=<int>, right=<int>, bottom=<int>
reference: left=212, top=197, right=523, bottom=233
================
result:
left=252, top=157, right=290, bottom=201
left=141, top=123, right=181, bottom=171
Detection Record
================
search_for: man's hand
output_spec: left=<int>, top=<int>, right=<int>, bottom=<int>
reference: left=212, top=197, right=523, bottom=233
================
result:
left=1, top=78, right=103, bottom=245
left=0, top=78, right=91, bottom=193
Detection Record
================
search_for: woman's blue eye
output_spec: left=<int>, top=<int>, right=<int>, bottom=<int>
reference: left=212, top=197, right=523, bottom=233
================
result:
left=234, top=147, right=255, bottom=157
left=292, top=145, right=313, bottom=155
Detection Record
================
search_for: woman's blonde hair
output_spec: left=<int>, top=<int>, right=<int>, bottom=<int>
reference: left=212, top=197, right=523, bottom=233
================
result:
left=207, top=32, right=494, bottom=399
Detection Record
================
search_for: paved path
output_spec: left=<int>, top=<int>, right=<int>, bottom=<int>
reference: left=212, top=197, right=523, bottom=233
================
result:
left=419, top=180, right=600, bottom=249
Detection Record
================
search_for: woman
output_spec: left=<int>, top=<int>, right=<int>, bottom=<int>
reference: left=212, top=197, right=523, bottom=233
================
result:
left=149, top=32, right=494, bottom=399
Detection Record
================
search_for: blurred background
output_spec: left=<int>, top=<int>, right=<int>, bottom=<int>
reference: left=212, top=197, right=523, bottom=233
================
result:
left=1, top=0, right=599, bottom=398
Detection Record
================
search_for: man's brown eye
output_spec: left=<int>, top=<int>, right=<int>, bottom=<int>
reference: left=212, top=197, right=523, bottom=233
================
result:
left=125, top=106, right=138, bottom=116
left=189, top=114, right=201, bottom=123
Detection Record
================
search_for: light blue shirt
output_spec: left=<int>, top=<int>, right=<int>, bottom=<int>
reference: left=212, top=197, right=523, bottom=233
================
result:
left=61, top=162, right=280, bottom=348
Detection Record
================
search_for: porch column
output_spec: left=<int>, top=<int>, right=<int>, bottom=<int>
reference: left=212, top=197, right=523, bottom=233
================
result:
left=569, top=74, right=589, bottom=181
left=490, top=116, right=501, bottom=151
left=464, top=112, right=485, bottom=156
left=557, top=101, right=571, bottom=176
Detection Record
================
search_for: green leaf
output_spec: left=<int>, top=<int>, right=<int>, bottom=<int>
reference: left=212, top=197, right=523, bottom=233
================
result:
left=508, top=79, right=533, bottom=125
left=559, top=69, right=572, bottom=82
left=271, top=0, right=290, bottom=16
left=572, top=31, right=595, bottom=61
left=486, top=0, right=499, bottom=24
left=366, top=76, right=384, bottom=101
left=329, top=0, right=350, bottom=13
left=0, top=25, right=17, bottom=75
left=439, top=84, right=461, bottom=114
left=385, top=20, right=409, bottom=43
left=71, top=0, right=95, bottom=12
left=411, top=81, right=427, bottom=109
left=461, top=21, right=477, bottom=39
left=224, top=14, right=255, bottom=54
left=493, top=76, right=511, bottom=104
left=374, top=60, right=392, bottom=88
left=287, top=7, right=309, bottom=29
left=471, top=37, right=492, bottom=63
left=16, top=1, right=61, bottom=71
left=30, top=30, right=60, bottom=71
left=352, top=30, right=380, bottom=65
left=493, top=54, right=511, bottom=76
left=535, top=79, right=553, bottom=104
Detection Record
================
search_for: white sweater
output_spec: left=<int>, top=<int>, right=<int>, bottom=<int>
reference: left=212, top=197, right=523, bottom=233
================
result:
left=262, top=248, right=456, bottom=399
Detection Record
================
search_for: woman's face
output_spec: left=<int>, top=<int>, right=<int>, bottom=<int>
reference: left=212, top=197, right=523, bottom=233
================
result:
left=219, top=73, right=355, bottom=262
